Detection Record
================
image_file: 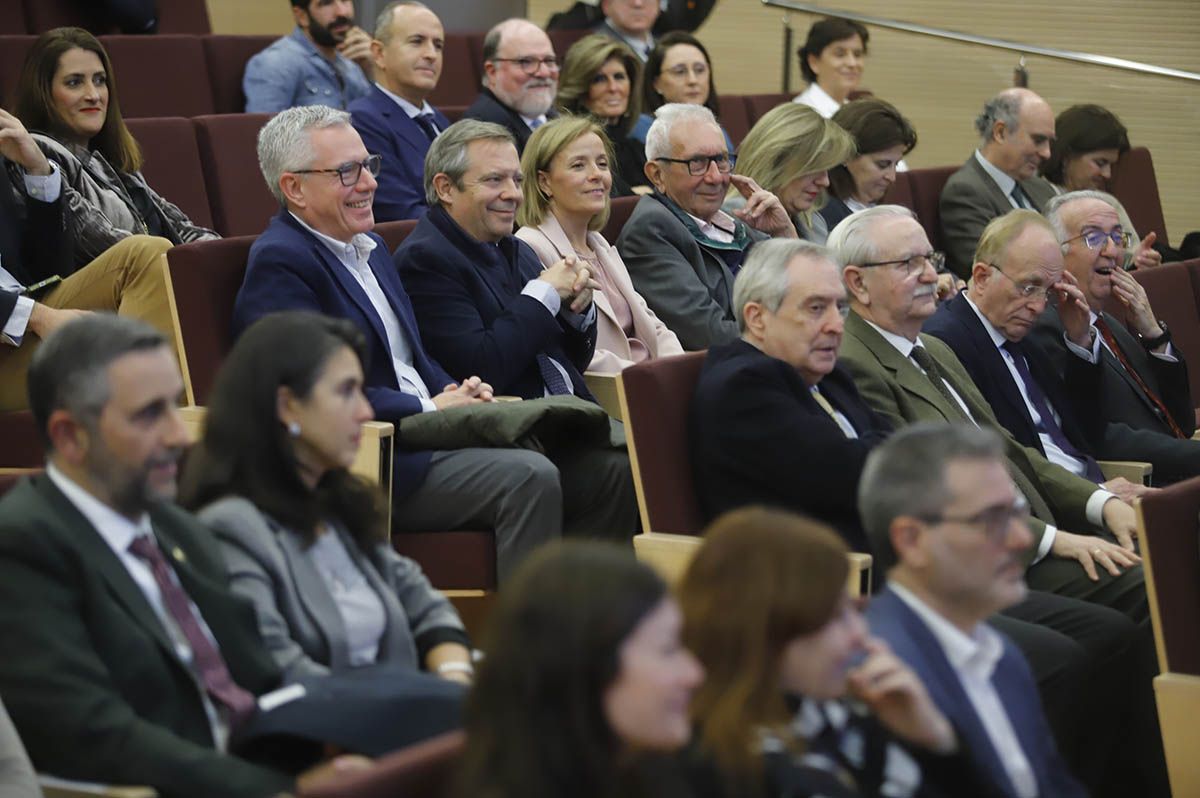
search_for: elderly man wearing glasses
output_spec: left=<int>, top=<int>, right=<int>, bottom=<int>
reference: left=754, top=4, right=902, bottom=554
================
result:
left=464, top=18, right=560, bottom=155
left=615, top=103, right=797, bottom=350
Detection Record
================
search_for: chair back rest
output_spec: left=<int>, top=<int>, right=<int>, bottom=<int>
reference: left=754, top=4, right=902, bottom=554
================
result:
left=617, top=352, right=707, bottom=535
left=100, top=35, right=214, bottom=118
left=202, top=35, right=277, bottom=114
left=429, top=34, right=482, bottom=107
left=193, top=113, right=277, bottom=237
left=0, top=411, right=42, bottom=469
left=879, top=169, right=916, bottom=213
left=0, top=35, right=35, bottom=105
left=375, top=219, right=421, bottom=253
left=126, top=116, right=214, bottom=229
left=0, top=3, right=27, bottom=34
left=718, top=95, right=752, bottom=148
left=153, top=0, right=212, bottom=34
left=601, top=195, right=640, bottom=244
left=299, top=730, right=465, bottom=798
left=907, top=165, right=956, bottom=251
left=1131, top=261, right=1200, bottom=403
left=1111, top=146, right=1168, bottom=246
left=744, top=92, right=790, bottom=124
left=1137, top=477, right=1200, bottom=674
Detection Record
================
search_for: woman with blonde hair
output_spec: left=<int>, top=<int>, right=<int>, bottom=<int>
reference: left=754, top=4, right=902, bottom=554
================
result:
left=516, top=115, right=683, bottom=374
left=730, top=103, right=855, bottom=244
left=679, top=507, right=997, bottom=798
left=556, top=34, right=648, bottom=195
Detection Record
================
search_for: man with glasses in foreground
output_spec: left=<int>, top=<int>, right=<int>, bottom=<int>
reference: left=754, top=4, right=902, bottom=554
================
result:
left=464, top=18, right=560, bottom=154
left=617, top=103, right=797, bottom=350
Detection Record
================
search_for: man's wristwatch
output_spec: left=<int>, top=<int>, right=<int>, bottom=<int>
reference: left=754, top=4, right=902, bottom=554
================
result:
left=1139, top=320, right=1171, bottom=349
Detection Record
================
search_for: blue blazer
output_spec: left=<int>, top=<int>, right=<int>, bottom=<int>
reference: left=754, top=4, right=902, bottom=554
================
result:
left=232, top=211, right=456, bottom=499
left=867, top=587, right=1087, bottom=798
left=349, top=87, right=449, bottom=223
left=395, top=206, right=597, bottom=400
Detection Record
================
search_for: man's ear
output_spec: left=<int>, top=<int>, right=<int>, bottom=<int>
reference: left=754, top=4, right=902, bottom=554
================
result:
left=889, top=516, right=927, bottom=569
left=280, top=173, right=306, bottom=209
left=992, top=119, right=1008, bottom=144
left=46, top=410, right=89, bottom=467
left=644, top=159, right=665, bottom=193
left=482, top=59, right=497, bottom=88
left=741, top=301, right=767, bottom=339
left=291, top=3, right=310, bottom=30
left=370, top=39, right=387, bottom=72
left=432, top=172, right=456, bottom=205
left=842, top=265, right=869, bottom=305
left=970, top=260, right=992, bottom=287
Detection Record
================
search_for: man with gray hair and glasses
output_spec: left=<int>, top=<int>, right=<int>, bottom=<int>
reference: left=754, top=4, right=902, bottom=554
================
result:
left=463, top=18, right=560, bottom=154
left=940, top=88, right=1058, bottom=278
left=616, top=102, right=797, bottom=350
left=234, top=105, right=568, bottom=582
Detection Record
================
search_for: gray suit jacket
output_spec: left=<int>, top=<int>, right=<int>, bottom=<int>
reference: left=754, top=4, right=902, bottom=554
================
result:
left=615, top=194, right=766, bottom=351
left=200, top=497, right=467, bottom=683
left=939, top=154, right=1057, bottom=278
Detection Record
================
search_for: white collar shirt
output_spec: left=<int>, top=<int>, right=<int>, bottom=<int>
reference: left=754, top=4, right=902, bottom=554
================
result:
left=793, top=82, right=841, bottom=119
left=374, top=83, right=439, bottom=131
left=687, top=209, right=736, bottom=244
left=974, top=149, right=1025, bottom=209
left=810, top=385, right=859, bottom=438
left=864, top=319, right=976, bottom=421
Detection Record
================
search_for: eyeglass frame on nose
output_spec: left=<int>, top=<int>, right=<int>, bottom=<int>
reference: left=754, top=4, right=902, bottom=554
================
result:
left=859, top=251, right=946, bottom=276
left=918, top=496, right=1031, bottom=545
left=654, top=153, right=735, bottom=176
left=1062, top=227, right=1133, bottom=251
left=986, top=262, right=1054, bottom=302
left=293, top=154, right=382, bottom=187
left=491, top=56, right=560, bottom=74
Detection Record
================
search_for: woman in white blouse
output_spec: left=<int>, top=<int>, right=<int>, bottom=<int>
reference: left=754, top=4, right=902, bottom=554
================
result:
left=793, top=17, right=870, bottom=119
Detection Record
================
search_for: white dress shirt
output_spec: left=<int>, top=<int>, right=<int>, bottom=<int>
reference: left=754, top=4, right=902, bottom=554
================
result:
left=686, top=209, right=737, bottom=244
left=974, top=150, right=1026, bottom=209
left=2, top=164, right=62, bottom=346
left=374, top=83, right=440, bottom=135
left=889, top=582, right=1039, bottom=798
left=793, top=82, right=842, bottom=119
left=811, top=385, right=859, bottom=438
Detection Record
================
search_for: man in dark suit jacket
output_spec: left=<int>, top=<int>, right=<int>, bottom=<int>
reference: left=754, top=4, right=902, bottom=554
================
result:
left=690, top=239, right=890, bottom=552
left=349, top=3, right=451, bottom=222
left=591, top=0, right=657, bottom=61
left=1033, top=191, right=1200, bottom=482
left=940, top=89, right=1058, bottom=278
left=463, top=19, right=559, bottom=154
left=861, top=424, right=1166, bottom=798
left=547, top=0, right=718, bottom=35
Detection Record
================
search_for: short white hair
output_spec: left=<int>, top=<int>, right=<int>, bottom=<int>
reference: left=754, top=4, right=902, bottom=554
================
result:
left=644, top=102, right=720, bottom=162
left=826, top=204, right=918, bottom=268
left=1044, top=189, right=1122, bottom=242
left=257, top=105, right=352, bottom=205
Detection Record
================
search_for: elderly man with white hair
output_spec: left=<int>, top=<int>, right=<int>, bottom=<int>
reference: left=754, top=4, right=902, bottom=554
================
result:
left=615, top=103, right=797, bottom=350
left=463, top=18, right=560, bottom=154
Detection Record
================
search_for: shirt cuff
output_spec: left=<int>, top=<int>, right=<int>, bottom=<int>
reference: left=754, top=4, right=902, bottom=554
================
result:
left=1086, top=489, right=1117, bottom=527
left=419, top=398, right=437, bottom=413
left=22, top=161, right=61, bottom=203
left=561, top=302, right=597, bottom=331
left=2, top=295, right=35, bottom=346
left=521, top=279, right=560, bottom=316
left=1033, top=523, right=1056, bottom=564
left=1064, top=328, right=1099, bottom=363
left=1149, top=342, right=1178, bottom=362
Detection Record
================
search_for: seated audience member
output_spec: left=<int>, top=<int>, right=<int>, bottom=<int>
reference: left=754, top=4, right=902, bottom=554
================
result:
left=939, top=89, right=1057, bottom=278
left=730, top=102, right=855, bottom=244
left=0, top=315, right=470, bottom=798
left=464, top=19, right=560, bottom=155
left=689, top=239, right=889, bottom=551
left=1041, top=105, right=1162, bottom=269
left=821, top=98, right=917, bottom=230
left=516, top=116, right=682, bottom=374
left=97, top=0, right=159, bottom=33
left=244, top=0, right=373, bottom=113
left=233, top=105, right=575, bottom=582
left=861, top=423, right=1167, bottom=798
left=0, top=107, right=175, bottom=412
left=556, top=34, right=649, bottom=195
left=181, top=312, right=473, bottom=689
left=925, top=208, right=1200, bottom=485
left=349, top=1, right=450, bottom=222
left=454, top=540, right=704, bottom=798
left=15, top=28, right=218, bottom=266
left=0, top=698, right=38, bottom=798
left=793, top=17, right=869, bottom=118
left=630, top=32, right=734, bottom=152
left=548, top=0, right=717, bottom=35
left=680, top=507, right=999, bottom=798
left=1032, top=192, right=1199, bottom=463
left=616, top=103, right=796, bottom=350
left=592, top=0, right=658, bottom=61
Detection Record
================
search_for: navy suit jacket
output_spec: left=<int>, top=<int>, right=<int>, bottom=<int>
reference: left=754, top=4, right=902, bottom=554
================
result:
left=867, top=587, right=1087, bottom=798
left=233, top=211, right=455, bottom=499
left=395, top=206, right=596, bottom=400
left=689, top=340, right=890, bottom=552
left=462, top=88, right=557, bottom=154
left=1, top=160, right=73, bottom=329
left=348, top=87, right=449, bottom=223
left=923, top=292, right=1104, bottom=458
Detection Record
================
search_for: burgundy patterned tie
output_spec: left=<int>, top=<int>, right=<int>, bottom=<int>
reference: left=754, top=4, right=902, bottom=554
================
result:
left=1094, top=317, right=1186, bottom=439
left=128, top=535, right=257, bottom=728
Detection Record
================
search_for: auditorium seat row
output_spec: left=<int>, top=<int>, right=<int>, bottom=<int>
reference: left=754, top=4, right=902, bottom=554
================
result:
left=0, top=0, right=211, bottom=37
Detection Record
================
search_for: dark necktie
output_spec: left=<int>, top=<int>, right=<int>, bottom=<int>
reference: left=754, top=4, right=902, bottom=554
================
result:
left=1010, top=184, right=1032, bottom=209
left=909, top=345, right=973, bottom=424
left=128, top=534, right=257, bottom=728
left=413, top=112, right=439, bottom=143
left=537, top=354, right=573, bottom=396
left=1002, top=340, right=1105, bottom=483
left=1094, top=317, right=1186, bottom=438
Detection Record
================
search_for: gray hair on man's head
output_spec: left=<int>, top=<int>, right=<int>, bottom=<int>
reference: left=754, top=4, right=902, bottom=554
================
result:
left=373, top=0, right=431, bottom=45
left=1044, top=189, right=1122, bottom=243
left=257, top=105, right=352, bottom=205
left=423, top=118, right=515, bottom=206
left=858, top=422, right=1005, bottom=572
left=27, top=314, right=167, bottom=449
left=644, top=102, right=720, bottom=162
left=826, top=204, right=917, bottom=269
left=732, top=239, right=835, bottom=331
left=480, top=18, right=541, bottom=87
left=974, top=90, right=1023, bottom=145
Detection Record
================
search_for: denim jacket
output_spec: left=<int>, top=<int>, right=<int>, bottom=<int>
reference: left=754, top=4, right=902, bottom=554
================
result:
left=243, top=27, right=371, bottom=113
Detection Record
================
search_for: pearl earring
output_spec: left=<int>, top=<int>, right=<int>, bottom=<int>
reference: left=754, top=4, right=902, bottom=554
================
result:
left=287, top=421, right=301, bottom=437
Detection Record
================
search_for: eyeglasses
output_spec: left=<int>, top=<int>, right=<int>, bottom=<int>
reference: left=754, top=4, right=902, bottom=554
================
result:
left=492, top=56, right=559, bottom=74
left=1063, top=228, right=1133, bottom=251
left=988, top=263, right=1053, bottom=302
left=860, top=251, right=946, bottom=276
left=655, top=153, right=735, bottom=176
left=293, top=154, right=382, bottom=187
left=921, top=496, right=1031, bottom=544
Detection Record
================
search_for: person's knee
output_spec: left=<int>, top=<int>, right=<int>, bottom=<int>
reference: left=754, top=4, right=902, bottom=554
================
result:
left=113, top=235, right=173, bottom=274
left=501, top=450, right=561, bottom=500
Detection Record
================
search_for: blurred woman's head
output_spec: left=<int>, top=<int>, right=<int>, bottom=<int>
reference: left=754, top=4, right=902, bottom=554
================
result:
left=1042, top=104, right=1130, bottom=192
left=829, top=98, right=917, bottom=205
left=679, top=507, right=864, bottom=780
left=643, top=32, right=719, bottom=118
left=518, top=114, right=614, bottom=232
left=735, top=102, right=856, bottom=218
left=459, top=541, right=703, bottom=798
left=557, top=35, right=642, bottom=135
left=15, top=26, right=141, bottom=172
left=798, top=17, right=869, bottom=103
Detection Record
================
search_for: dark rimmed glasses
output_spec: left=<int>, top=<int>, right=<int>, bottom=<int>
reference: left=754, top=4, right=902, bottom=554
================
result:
left=492, top=56, right=559, bottom=74
left=860, top=251, right=946, bottom=276
left=655, top=153, right=736, bottom=176
left=294, top=154, right=382, bottom=187
left=920, top=496, right=1031, bottom=544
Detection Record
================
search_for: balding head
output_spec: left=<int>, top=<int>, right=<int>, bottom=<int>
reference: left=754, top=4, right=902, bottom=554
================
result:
left=481, top=19, right=558, bottom=117
left=976, top=88, right=1055, bottom=181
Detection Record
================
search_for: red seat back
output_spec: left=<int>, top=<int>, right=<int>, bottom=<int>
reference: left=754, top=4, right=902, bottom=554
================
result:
left=880, top=169, right=916, bottom=213
left=21, top=0, right=115, bottom=35
left=601, top=195, right=639, bottom=244
left=375, top=219, right=420, bottom=253
left=907, top=165, right=957, bottom=251
left=0, top=411, right=42, bottom=468
left=1131, top=261, right=1200, bottom=405
left=718, top=94, right=751, bottom=148
left=440, top=105, right=467, bottom=124
left=192, top=113, right=277, bottom=238
left=202, top=35, right=277, bottom=114
left=0, top=35, right=35, bottom=106
left=744, top=92, right=790, bottom=124
left=100, top=35, right=214, bottom=118
left=429, top=34, right=482, bottom=108
left=0, top=3, right=28, bottom=35
left=152, top=0, right=211, bottom=34
left=1111, top=146, right=1169, bottom=246
left=126, top=116, right=214, bottom=230
left=1139, top=476, right=1200, bottom=675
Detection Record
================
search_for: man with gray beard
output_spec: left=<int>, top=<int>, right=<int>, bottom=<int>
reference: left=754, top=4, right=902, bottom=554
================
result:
left=463, top=18, right=560, bottom=154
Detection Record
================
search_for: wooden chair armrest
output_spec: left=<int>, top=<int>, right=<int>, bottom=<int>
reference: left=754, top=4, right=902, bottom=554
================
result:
left=1098, top=460, right=1153, bottom=485
left=584, top=372, right=623, bottom=421
left=846, top=551, right=873, bottom=598
left=177, top=405, right=207, bottom=443
left=1154, top=672, right=1200, bottom=798
left=40, top=775, right=157, bottom=798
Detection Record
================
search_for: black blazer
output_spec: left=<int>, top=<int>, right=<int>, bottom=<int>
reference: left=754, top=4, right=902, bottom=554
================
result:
left=817, top=194, right=854, bottom=233
left=688, top=340, right=891, bottom=552
left=395, top=206, right=596, bottom=400
left=462, top=88, right=558, bottom=154
left=0, top=159, right=73, bottom=328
